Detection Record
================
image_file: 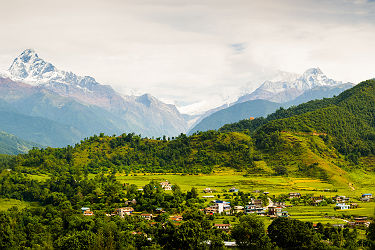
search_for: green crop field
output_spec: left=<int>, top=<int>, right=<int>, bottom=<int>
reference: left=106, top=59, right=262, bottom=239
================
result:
left=113, top=169, right=373, bottom=197
left=110, top=170, right=375, bottom=224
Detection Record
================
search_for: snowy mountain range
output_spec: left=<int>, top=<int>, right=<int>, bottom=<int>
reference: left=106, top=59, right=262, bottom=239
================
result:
left=0, top=49, right=188, bottom=146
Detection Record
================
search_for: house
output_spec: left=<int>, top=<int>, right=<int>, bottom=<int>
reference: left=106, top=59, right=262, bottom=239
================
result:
left=171, top=216, right=183, bottom=221
left=311, top=197, right=324, bottom=206
left=350, top=203, right=359, bottom=209
left=117, top=207, right=134, bottom=217
left=335, top=203, right=350, bottom=210
left=279, top=211, right=289, bottom=218
left=245, top=204, right=257, bottom=214
left=268, top=206, right=282, bottom=216
left=205, top=201, right=231, bottom=215
left=311, top=196, right=324, bottom=202
left=202, top=195, right=215, bottom=198
left=251, top=199, right=263, bottom=208
left=81, top=207, right=91, bottom=213
left=205, top=207, right=217, bottom=215
left=124, top=199, right=137, bottom=206
left=233, top=206, right=244, bottom=213
left=155, top=208, right=165, bottom=213
left=273, top=202, right=286, bottom=207
left=81, top=207, right=94, bottom=216
left=160, top=181, right=172, bottom=191
left=335, top=196, right=350, bottom=203
left=289, top=192, right=301, bottom=199
left=203, top=188, right=213, bottom=193
left=214, top=224, right=231, bottom=231
left=215, top=201, right=231, bottom=214
left=83, top=210, right=94, bottom=216
left=229, top=187, right=239, bottom=192
left=245, top=205, right=266, bottom=215
left=361, top=193, right=373, bottom=202
left=354, top=217, right=370, bottom=227
left=140, top=214, right=154, bottom=220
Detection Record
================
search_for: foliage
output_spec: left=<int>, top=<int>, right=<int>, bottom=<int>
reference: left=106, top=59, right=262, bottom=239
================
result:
left=12, top=131, right=256, bottom=175
left=268, top=217, right=321, bottom=249
left=231, top=215, right=273, bottom=249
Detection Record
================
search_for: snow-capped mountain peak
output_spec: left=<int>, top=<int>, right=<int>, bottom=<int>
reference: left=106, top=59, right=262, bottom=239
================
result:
left=8, top=49, right=100, bottom=90
left=235, top=67, right=352, bottom=104
left=9, top=49, right=55, bottom=83
left=299, top=67, right=343, bottom=89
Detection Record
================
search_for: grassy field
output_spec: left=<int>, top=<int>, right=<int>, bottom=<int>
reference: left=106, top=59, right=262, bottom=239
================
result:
left=111, top=170, right=375, bottom=224
left=0, top=198, right=39, bottom=211
left=112, top=169, right=373, bottom=197
left=26, top=173, right=50, bottom=181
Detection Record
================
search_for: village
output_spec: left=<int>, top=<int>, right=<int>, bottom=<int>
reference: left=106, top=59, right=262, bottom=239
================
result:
left=80, top=180, right=373, bottom=231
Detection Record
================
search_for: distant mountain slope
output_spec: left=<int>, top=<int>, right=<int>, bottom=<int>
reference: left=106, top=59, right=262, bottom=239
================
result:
left=221, top=79, right=375, bottom=155
left=0, top=77, right=133, bottom=146
left=0, top=131, right=38, bottom=155
left=188, top=100, right=281, bottom=135
left=286, top=83, right=354, bottom=107
left=4, top=49, right=187, bottom=138
left=0, top=110, right=81, bottom=147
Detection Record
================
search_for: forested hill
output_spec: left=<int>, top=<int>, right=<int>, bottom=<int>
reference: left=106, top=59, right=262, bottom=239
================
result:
left=12, top=131, right=257, bottom=175
left=220, top=79, right=375, bottom=156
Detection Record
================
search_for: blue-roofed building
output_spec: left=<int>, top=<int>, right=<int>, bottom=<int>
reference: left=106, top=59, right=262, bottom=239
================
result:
left=361, top=193, right=373, bottom=202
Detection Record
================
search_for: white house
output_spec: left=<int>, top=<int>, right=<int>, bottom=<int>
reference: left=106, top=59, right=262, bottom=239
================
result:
left=160, top=181, right=172, bottom=191
left=335, top=203, right=350, bottom=210
left=117, top=207, right=134, bottom=217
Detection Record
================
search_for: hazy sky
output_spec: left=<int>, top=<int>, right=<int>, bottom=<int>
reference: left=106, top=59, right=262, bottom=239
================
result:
left=0, top=0, right=374, bottom=114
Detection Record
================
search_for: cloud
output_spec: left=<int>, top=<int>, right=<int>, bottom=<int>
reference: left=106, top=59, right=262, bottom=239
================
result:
left=0, top=0, right=374, bottom=114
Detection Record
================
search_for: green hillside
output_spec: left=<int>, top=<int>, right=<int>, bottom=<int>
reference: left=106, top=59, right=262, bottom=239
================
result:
left=0, top=131, right=38, bottom=155
left=221, top=79, right=375, bottom=156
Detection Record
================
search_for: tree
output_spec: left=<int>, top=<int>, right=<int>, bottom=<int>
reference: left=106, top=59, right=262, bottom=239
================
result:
left=268, top=217, right=320, bottom=249
left=172, top=220, right=209, bottom=249
left=367, top=221, right=375, bottom=247
left=231, top=215, right=272, bottom=249
left=56, top=231, right=96, bottom=249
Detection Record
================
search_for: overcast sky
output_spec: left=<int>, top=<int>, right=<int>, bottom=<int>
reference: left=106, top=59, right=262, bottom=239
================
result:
left=0, top=0, right=374, bottom=114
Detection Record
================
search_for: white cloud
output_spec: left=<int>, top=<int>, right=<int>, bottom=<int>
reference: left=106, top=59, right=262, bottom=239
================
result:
left=0, top=0, right=374, bottom=114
